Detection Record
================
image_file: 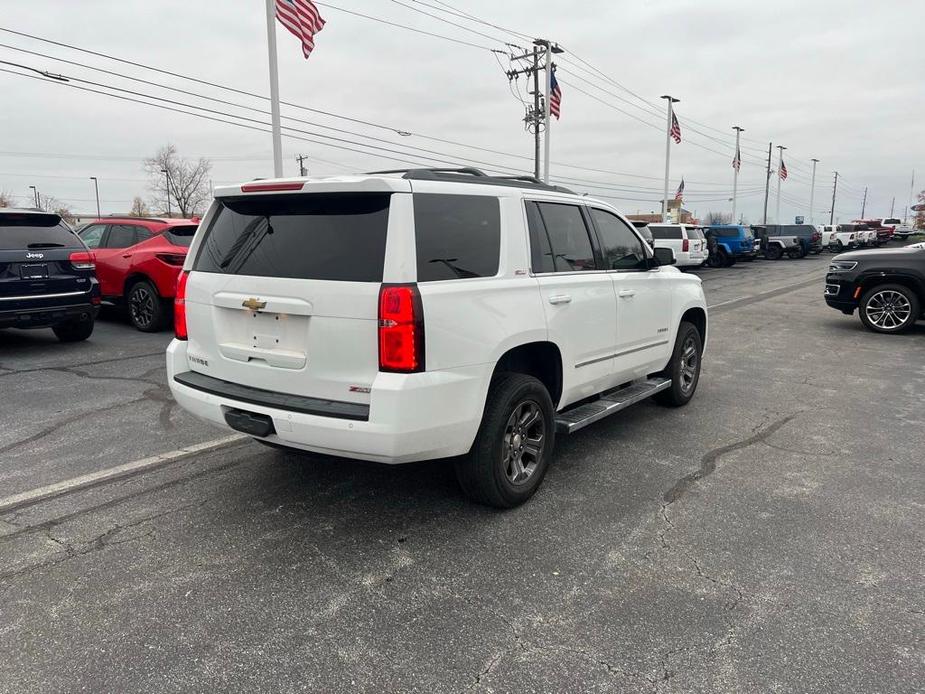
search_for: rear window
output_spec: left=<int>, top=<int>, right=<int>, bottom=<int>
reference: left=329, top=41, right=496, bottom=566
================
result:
left=711, top=227, right=738, bottom=237
left=884, top=218, right=901, bottom=225
left=0, top=213, right=81, bottom=250
left=413, top=193, right=500, bottom=281
left=193, top=194, right=390, bottom=282
left=648, top=226, right=683, bottom=240
left=688, top=228, right=705, bottom=239
left=164, top=225, right=198, bottom=248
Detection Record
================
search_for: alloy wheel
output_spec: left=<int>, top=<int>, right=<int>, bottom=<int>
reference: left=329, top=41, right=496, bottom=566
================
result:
left=679, top=335, right=699, bottom=394
left=865, top=290, right=912, bottom=330
left=130, top=285, right=156, bottom=329
left=501, top=400, right=546, bottom=485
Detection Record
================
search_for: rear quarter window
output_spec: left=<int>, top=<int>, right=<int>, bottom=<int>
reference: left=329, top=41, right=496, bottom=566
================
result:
left=648, top=226, right=683, bottom=240
left=192, top=193, right=390, bottom=282
left=164, top=225, right=198, bottom=248
left=414, top=193, right=500, bottom=281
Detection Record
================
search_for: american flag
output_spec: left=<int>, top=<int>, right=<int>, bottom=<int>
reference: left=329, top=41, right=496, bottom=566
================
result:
left=276, top=0, right=326, bottom=59
left=779, top=158, right=788, bottom=181
left=732, top=146, right=741, bottom=172
left=670, top=111, right=681, bottom=144
left=549, top=67, right=562, bottom=120
left=675, top=178, right=685, bottom=201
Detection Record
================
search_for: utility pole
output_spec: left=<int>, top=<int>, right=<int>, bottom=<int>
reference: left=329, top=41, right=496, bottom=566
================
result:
left=809, top=158, right=819, bottom=225
left=762, top=142, right=772, bottom=224
left=830, top=171, right=839, bottom=225
left=161, top=168, right=172, bottom=217
left=89, top=176, right=101, bottom=219
left=906, top=170, right=915, bottom=224
left=732, top=126, right=744, bottom=224
left=506, top=44, right=545, bottom=179
left=29, top=185, right=38, bottom=208
left=775, top=145, right=787, bottom=223
left=296, top=154, right=308, bottom=177
left=890, top=196, right=895, bottom=217
left=661, top=95, right=680, bottom=222
left=860, top=186, right=868, bottom=218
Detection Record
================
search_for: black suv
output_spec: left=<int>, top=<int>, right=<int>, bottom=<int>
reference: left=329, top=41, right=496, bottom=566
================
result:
left=763, top=224, right=823, bottom=256
left=824, top=246, right=925, bottom=333
left=0, top=209, right=100, bottom=341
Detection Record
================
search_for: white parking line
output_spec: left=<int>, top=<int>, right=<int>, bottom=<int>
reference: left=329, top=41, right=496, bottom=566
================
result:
left=0, top=434, right=247, bottom=514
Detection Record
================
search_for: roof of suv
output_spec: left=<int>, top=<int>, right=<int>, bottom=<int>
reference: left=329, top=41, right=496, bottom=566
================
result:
left=84, top=217, right=199, bottom=228
left=0, top=208, right=61, bottom=220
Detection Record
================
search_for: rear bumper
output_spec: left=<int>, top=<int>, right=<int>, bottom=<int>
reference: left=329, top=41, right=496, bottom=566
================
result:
left=166, top=340, right=489, bottom=464
left=0, top=301, right=98, bottom=329
left=675, top=251, right=707, bottom=267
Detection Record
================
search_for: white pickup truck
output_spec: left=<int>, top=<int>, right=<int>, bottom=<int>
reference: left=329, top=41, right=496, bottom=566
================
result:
left=167, top=168, right=708, bottom=507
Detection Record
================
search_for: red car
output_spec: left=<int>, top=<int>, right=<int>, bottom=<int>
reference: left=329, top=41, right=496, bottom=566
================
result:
left=853, top=219, right=894, bottom=244
left=77, top=217, right=199, bottom=331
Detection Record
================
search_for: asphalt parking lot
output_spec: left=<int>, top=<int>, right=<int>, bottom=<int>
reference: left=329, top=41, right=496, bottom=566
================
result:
left=1, top=253, right=923, bottom=693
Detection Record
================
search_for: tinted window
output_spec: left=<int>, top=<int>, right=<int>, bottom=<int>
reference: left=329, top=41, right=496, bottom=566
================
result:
left=526, top=202, right=555, bottom=273
left=688, top=227, right=705, bottom=240
left=590, top=208, right=647, bottom=270
left=79, top=224, right=107, bottom=249
left=535, top=203, right=596, bottom=272
left=0, top=214, right=80, bottom=250
left=164, top=225, right=198, bottom=248
left=414, top=194, right=500, bottom=281
left=884, top=218, right=901, bottom=225
left=135, top=227, right=153, bottom=242
left=649, top=225, right=683, bottom=240
left=105, top=224, right=138, bottom=249
left=193, top=194, right=390, bottom=282
left=711, top=227, right=738, bottom=237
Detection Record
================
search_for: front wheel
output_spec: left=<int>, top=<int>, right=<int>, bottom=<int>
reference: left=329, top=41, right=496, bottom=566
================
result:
left=455, top=373, right=555, bottom=508
left=766, top=245, right=783, bottom=260
left=787, top=248, right=802, bottom=259
left=858, top=284, right=920, bottom=334
left=655, top=321, right=703, bottom=407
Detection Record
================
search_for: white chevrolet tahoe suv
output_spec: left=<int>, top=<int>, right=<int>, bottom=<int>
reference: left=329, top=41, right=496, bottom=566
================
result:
left=167, top=169, right=708, bottom=507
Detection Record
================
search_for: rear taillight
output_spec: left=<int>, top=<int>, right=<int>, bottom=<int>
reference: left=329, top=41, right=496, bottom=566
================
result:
left=174, top=270, right=189, bottom=340
left=378, top=284, right=424, bottom=373
left=155, top=253, right=187, bottom=266
left=69, top=251, right=95, bottom=270
left=682, top=238, right=689, bottom=253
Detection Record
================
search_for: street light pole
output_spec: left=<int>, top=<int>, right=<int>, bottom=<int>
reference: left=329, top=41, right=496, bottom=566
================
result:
left=161, top=168, right=172, bottom=217
left=775, top=145, right=787, bottom=223
left=29, top=185, right=38, bottom=208
left=660, top=95, right=680, bottom=223
left=809, top=158, right=819, bottom=224
left=89, top=176, right=101, bottom=219
left=732, top=126, right=744, bottom=223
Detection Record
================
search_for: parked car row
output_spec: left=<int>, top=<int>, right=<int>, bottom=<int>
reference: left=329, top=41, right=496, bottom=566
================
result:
left=0, top=208, right=199, bottom=341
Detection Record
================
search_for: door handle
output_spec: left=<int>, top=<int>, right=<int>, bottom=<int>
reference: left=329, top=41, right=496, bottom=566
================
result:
left=548, top=294, right=572, bottom=305
left=618, top=290, right=636, bottom=298
left=122, top=253, right=132, bottom=259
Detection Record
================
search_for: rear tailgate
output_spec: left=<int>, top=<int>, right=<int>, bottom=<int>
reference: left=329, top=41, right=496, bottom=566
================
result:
left=182, top=182, right=409, bottom=406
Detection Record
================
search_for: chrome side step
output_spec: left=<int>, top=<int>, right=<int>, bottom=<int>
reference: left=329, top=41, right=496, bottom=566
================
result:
left=554, top=377, right=672, bottom=434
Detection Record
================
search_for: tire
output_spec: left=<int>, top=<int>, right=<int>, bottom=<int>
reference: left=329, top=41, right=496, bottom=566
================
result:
left=715, top=248, right=729, bottom=268
left=858, top=284, right=920, bottom=334
left=52, top=316, right=94, bottom=342
left=836, top=240, right=845, bottom=252
left=766, top=245, right=783, bottom=260
left=786, top=248, right=802, bottom=259
left=127, top=279, right=169, bottom=332
left=655, top=321, right=703, bottom=407
left=454, top=373, right=555, bottom=509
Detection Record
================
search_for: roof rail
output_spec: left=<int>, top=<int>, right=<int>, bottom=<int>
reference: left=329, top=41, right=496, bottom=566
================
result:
left=367, top=167, right=576, bottom=194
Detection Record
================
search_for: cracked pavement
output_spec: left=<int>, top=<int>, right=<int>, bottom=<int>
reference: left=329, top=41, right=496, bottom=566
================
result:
left=1, top=255, right=923, bottom=692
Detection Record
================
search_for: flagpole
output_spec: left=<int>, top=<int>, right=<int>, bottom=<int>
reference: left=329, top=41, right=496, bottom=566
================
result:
left=660, top=95, right=679, bottom=223
left=775, top=145, right=786, bottom=223
left=543, top=42, right=552, bottom=184
left=809, top=158, right=819, bottom=224
left=732, top=126, right=743, bottom=224
left=265, top=0, right=284, bottom=178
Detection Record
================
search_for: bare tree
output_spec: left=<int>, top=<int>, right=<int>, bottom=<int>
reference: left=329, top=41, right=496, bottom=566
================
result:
left=704, top=211, right=733, bottom=225
left=129, top=196, right=150, bottom=217
left=36, top=193, right=74, bottom=224
left=0, top=190, right=14, bottom=208
left=144, top=144, right=212, bottom=218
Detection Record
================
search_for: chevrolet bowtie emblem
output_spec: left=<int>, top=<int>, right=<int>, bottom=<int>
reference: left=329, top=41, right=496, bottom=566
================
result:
left=242, top=298, right=267, bottom=311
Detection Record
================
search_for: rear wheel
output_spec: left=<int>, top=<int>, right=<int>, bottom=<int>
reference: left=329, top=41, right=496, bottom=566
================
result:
left=52, top=316, right=94, bottom=342
left=655, top=321, right=702, bottom=407
left=455, top=373, right=555, bottom=508
left=127, top=279, right=169, bottom=332
left=715, top=248, right=730, bottom=267
left=858, top=284, right=920, bottom=334
left=766, top=244, right=783, bottom=260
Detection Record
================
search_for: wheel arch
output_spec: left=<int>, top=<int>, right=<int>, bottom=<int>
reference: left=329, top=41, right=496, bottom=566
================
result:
left=491, top=341, right=563, bottom=408
left=680, top=306, right=708, bottom=350
left=857, top=273, right=925, bottom=307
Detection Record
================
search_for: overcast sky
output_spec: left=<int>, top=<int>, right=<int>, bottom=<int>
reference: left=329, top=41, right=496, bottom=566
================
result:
left=1, top=0, right=922, bottom=223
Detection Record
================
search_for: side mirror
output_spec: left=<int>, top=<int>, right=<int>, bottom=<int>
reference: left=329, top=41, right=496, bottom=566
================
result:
left=652, top=247, right=676, bottom=267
